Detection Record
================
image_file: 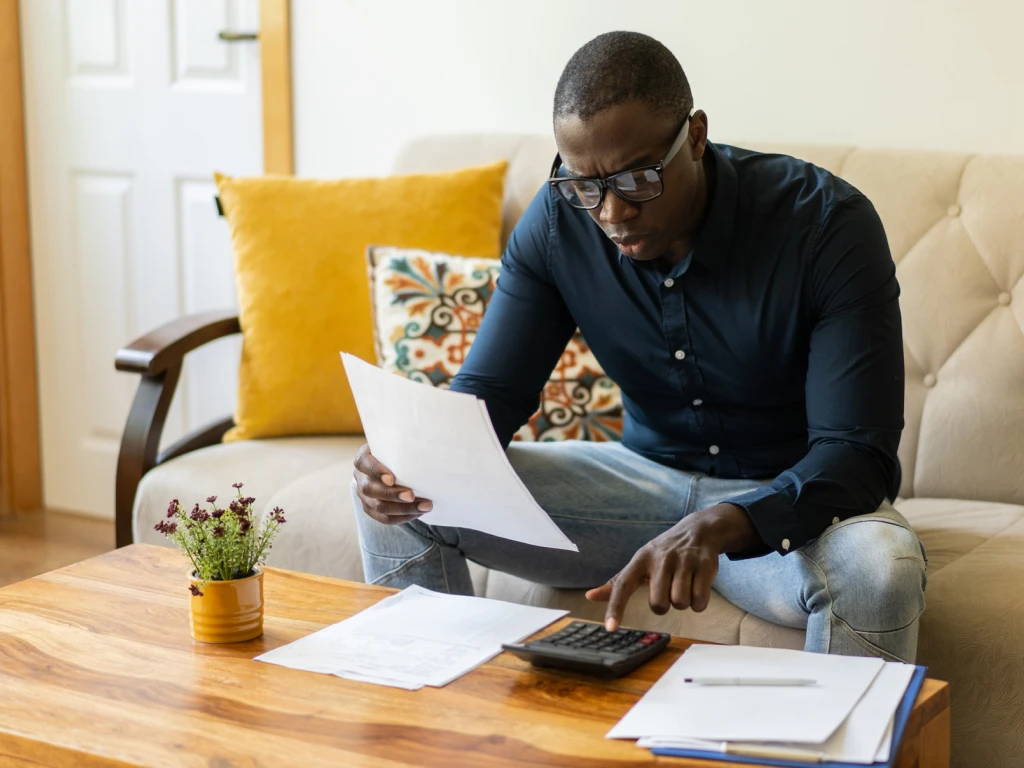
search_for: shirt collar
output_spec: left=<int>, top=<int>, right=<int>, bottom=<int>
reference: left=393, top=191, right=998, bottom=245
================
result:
left=690, top=142, right=737, bottom=272
left=616, top=141, right=737, bottom=275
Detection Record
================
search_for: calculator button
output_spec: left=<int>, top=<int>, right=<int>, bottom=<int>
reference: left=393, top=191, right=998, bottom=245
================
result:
left=638, top=632, right=662, bottom=646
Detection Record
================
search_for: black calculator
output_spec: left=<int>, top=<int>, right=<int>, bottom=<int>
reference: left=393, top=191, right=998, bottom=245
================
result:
left=501, top=620, right=671, bottom=678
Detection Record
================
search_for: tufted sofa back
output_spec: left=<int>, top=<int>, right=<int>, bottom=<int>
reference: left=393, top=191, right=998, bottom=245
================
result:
left=394, top=136, right=1024, bottom=505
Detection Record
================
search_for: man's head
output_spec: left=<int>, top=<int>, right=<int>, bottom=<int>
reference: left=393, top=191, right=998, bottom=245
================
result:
left=552, top=32, right=709, bottom=263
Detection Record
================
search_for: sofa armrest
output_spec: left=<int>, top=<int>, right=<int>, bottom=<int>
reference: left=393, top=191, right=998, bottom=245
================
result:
left=114, top=310, right=241, bottom=548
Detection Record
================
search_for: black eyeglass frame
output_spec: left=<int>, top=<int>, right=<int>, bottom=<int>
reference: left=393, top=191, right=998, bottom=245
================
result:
left=547, top=113, right=693, bottom=210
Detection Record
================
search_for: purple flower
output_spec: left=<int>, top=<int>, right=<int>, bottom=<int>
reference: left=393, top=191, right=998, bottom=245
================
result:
left=212, top=525, right=225, bottom=538
left=189, top=506, right=209, bottom=523
left=232, top=482, right=244, bottom=490
left=238, top=517, right=252, bottom=535
left=228, top=500, right=242, bottom=514
left=166, top=500, right=179, bottom=518
left=206, top=495, right=217, bottom=504
left=211, top=508, right=224, bottom=519
left=189, top=584, right=203, bottom=597
left=272, top=506, right=287, bottom=524
left=154, top=519, right=178, bottom=535
left=242, top=496, right=256, bottom=506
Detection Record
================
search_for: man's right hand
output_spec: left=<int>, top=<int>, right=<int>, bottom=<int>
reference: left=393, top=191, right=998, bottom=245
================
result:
left=353, top=443, right=433, bottom=526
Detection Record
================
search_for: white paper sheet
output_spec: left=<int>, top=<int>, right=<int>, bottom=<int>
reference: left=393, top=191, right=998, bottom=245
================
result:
left=256, top=585, right=567, bottom=688
left=607, top=644, right=884, bottom=745
left=341, top=353, right=578, bottom=551
left=635, top=661, right=914, bottom=764
left=875, top=717, right=895, bottom=762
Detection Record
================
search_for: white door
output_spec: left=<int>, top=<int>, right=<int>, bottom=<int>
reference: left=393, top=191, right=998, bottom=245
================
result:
left=21, top=0, right=262, bottom=518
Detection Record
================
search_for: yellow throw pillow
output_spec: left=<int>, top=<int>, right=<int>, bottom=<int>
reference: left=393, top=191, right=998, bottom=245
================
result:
left=215, top=160, right=508, bottom=441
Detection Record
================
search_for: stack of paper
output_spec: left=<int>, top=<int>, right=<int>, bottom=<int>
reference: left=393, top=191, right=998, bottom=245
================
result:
left=255, top=585, right=567, bottom=690
left=608, top=645, right=916, bottom=765
left=341, top=353, right=578, bottom=552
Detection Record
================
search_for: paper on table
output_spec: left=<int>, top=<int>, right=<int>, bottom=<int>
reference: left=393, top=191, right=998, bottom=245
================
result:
left=875, top=717, right=895, bottom=763
left=341, top=353, right=577, bottom=551
left=635, top=661, right=914, bottom=764
left=607, top=644, right=884, bottom=745
left=256, top=585, right=568, bottom=688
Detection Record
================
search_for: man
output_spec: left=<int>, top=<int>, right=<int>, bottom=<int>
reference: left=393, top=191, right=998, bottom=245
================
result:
left=352, top=31, right=927, bottom=662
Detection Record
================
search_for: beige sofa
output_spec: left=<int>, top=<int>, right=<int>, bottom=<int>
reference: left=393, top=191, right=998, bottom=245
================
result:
left=123, top=136, right=1024, bottom=768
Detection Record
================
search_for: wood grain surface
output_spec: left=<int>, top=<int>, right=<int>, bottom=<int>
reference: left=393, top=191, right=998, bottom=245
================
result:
left=0, top=545, right=949, bottom=767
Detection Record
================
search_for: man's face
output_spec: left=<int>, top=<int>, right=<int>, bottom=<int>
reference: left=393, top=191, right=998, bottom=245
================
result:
left=553, top=102, right=708, bottom=262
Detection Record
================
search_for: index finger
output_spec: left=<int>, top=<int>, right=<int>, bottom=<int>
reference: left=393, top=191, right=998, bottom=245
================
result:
left=604, top=560, right=647, bottom=632
left=354, top=444, right=395, bottom=486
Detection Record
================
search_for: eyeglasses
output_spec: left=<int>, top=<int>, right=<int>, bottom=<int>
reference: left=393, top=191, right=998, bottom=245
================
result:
left=548, top=114, right=692, bottom=210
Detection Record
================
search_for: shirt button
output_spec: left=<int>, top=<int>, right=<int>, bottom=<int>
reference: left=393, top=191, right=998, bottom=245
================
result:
left=832, top=516, right=840, bottom=526
left=674, top=350, right=686, bottom=360
left=998, top=292, right=1011, bottom=306
left=947, top=204, right=961, bottom=217
left=781, top=538, right=791, bottom=551
left=692, top=398, right=703, bottom=406
left=923, top=373, right=937, bottom=388
left=664, top=278, right=675, bottom=288
left=709, top=445, right=720, bottom=455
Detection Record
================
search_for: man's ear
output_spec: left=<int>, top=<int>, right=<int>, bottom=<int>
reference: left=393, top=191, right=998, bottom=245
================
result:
left=690, top=110, right=709, bottom=162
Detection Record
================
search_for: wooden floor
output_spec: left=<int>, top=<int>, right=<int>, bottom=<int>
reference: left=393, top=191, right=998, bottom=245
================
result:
left=0, top=510, right=114, bottom=588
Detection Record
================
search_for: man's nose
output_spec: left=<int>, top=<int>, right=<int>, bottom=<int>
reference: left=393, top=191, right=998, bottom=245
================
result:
left=599, top=191, right=640, bottom=225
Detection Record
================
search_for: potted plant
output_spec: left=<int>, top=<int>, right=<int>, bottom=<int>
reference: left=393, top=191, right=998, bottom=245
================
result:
left=155, top=483, right=286, bottom=643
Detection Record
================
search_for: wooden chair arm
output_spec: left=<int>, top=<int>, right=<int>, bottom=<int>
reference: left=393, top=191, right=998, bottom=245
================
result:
left=114, top=310, right=242, bottom=548
left=115, top=309, right=241, bottom=375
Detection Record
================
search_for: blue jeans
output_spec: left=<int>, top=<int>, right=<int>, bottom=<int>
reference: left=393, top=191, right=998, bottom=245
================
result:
left=353, top=441, right=927, bottom=662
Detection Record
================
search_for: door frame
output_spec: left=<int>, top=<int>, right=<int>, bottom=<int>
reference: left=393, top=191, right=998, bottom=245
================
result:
left=0, top=0, right=41, bottom=516
left=0, top=0, right=294, bottom=515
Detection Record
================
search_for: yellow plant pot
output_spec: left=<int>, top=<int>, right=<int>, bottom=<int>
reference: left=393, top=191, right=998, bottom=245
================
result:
left=188, top=567, right=264, bottom=643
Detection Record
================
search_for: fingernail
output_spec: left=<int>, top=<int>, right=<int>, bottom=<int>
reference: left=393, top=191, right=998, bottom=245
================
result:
left=381, top=474, right=394, bottom=487
left=399, top=491, right=414, bottom=502
left=417, top=501, right=432, bottom=512
left=605, top=619, right=616, bottom=632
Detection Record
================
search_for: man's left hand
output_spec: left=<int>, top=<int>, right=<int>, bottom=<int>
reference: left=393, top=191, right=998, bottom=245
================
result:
left=585, top=503, right=761, bottom=631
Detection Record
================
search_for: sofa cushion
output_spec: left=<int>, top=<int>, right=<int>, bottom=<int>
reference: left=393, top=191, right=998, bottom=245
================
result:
left=135, top=436, right=368, bottom=581
left=368, top=245, right=624, bottom=442
left=213, top=160, right=508, bottom=442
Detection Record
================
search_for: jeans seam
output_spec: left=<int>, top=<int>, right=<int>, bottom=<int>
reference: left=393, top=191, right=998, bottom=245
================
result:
left=366, top=541, right=439, bottom=586
left=830, top=612, right=908, bottom=663
left=439, top=545, right=452, bottom=593
left=808, top=516, right=910, bottom=548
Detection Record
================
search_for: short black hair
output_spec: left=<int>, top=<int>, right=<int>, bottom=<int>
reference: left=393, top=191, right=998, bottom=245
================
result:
left=553, top=31, right=693, bottom=124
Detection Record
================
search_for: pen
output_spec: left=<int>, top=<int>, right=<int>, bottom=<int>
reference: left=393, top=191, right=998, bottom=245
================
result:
left=721, top=742, right=824, bottom=763
left=683, top=677, right=818, bottom=686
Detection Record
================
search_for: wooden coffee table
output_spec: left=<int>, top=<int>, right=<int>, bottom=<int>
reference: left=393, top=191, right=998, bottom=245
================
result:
left=0, top=544, right=949, bottom=767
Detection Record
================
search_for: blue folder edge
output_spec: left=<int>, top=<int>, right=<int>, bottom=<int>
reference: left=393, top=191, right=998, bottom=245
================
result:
left=650, top=665, right=928, bottom=768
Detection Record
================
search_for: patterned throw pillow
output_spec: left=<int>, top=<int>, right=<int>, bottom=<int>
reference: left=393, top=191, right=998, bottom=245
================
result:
left=368, top=246, right=623, bottom=442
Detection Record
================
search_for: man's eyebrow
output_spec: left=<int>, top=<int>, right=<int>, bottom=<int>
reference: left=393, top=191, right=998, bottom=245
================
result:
left=562, top=153, right=659, bottom=179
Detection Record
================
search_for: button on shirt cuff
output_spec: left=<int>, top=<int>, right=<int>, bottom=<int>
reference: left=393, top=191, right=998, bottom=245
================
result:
left=724, top=486, right=807, bottom=559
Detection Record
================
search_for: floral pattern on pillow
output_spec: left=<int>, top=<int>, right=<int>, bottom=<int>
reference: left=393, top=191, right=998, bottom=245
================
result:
left=368, top=246, right=623, bottom=442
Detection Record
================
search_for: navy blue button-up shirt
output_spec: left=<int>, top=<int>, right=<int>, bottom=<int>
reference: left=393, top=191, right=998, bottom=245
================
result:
left=450, top=142, right=904, bottom=557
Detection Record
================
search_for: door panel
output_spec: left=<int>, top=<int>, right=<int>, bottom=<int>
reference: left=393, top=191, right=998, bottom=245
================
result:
left=22, top=0, right=261, bottom=517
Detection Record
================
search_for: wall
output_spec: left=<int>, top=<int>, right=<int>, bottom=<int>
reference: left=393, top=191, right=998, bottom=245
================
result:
left=292, top=0, right=1024, bottom=178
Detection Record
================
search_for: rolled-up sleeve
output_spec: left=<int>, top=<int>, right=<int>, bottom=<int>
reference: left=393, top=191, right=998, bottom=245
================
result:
left=727, top=195, right=904, bottom=557
left=449, top=188, right=577, bottom=448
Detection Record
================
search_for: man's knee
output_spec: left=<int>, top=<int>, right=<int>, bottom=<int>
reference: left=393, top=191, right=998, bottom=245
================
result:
left=811, top=519, right=927, bottom=633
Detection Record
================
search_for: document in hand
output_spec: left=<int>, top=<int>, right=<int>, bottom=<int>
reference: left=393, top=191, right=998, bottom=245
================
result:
left=255, top=585, right=568, bottom=690
left=341, top=353, right=578, bottom=551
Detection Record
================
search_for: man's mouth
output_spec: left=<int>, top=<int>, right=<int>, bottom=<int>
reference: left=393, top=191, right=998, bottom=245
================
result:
left=611, top=234, right=649, bottom=257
